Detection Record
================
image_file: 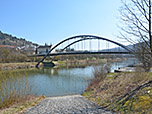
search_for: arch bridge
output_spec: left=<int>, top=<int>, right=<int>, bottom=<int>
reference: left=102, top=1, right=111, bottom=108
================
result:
left=36, top=35, right=133, bottom=67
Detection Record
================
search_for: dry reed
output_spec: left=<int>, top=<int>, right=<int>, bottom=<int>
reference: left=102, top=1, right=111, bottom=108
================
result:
left=0, top=70, right=33, bottom=109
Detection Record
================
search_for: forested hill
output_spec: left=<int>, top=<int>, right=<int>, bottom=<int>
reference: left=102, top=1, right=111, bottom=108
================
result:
left=0, top=31, right=38, bottom=47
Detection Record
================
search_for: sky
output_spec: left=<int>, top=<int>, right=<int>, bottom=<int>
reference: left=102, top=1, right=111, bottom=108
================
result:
left=0, top=0, right=122, bottom=46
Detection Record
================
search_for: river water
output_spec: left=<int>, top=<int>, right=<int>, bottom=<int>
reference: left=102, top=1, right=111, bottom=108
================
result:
left=2, top=58, right=137, bottom=97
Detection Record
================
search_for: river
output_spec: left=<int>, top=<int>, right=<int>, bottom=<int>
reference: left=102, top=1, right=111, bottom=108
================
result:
left=1, top=58, right=137, bottom=97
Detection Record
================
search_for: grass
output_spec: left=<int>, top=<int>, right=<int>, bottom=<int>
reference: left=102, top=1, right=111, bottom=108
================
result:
left=114, top=85, right=152, bottom=114
left=0, top=70, right=35, bottom=110
left=0, top=62, right=37, bottom=66
left=0, top=62, right=38, bottom=70
left=99, top=59, right=106, bottom=63
left=57, top=61, right=66, bottom=64
left=83, top=67, right=152, bottom=114
left=54, top=59, right=105, bottom=67
left=0, top=95, right=45, bottom=114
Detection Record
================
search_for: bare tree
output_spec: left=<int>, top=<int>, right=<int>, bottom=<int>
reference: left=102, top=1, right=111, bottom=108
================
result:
left=119, top=0, right=152, bottom=71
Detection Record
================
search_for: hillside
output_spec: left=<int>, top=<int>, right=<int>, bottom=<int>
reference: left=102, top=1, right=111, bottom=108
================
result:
left=101, top=44, right=134, bottom=52
left=0, top=31, right=38, bottom=47
left=0, top=31, right=39, bottom=62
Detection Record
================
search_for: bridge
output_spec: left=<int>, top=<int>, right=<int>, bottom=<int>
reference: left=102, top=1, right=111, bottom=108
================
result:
left=36, top=35, right=134, bottom=68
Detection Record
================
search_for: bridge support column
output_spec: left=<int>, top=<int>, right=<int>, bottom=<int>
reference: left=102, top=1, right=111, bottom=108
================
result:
left=42, top=61, right=55, bottom=67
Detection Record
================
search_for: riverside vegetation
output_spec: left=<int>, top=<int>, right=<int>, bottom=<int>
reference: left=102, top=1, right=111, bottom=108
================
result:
left=0, top=70, right=45, bottom=114
left=0, top=57, right=134, bottom=113
left=82, top=65, right=152, bottom=114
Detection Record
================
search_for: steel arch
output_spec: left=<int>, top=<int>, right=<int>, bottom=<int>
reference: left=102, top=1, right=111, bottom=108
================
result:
left=36, top=35, right=133, bottom=67
left=62, top=37, right=132, bottom=52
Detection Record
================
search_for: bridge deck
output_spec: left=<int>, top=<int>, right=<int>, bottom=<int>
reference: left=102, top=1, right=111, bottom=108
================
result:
left=33, top=51, right=132, bottom=57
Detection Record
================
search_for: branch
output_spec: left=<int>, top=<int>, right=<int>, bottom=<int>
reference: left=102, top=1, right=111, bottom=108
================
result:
left=134, top=0, right=149, bottom=21
left=122, top=0, right=149, bottom=32
left=118, top=31, right=137, bottom=44
left=120, top=6, right=149, bottom=33
left=143, top=0, right=149, bottom=7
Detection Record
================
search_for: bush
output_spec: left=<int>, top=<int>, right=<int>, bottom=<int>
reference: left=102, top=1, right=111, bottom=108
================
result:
left=0, top=71, right=33, bottom=109
left=86, top=63, right=111, bottom=91
left=0, top=48, right=31, bottom=63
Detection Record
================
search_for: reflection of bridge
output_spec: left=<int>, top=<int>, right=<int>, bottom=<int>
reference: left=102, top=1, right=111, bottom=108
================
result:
left=36, top=35, right=133, bottom=67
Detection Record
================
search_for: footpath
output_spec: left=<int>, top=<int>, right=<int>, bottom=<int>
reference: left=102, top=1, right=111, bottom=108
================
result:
left=25, top=95, right=115, bottom=114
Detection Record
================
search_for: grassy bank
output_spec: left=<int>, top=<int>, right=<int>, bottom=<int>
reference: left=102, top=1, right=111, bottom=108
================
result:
left=0, top=59, right=104, bottom=70
left=0, top=57, right=126, bottom=70
left=0, top=62, right=38, bottom=70
left=82, top=67, right=152, bottom=114
left=0, top=70, right=32, bottom=108
left=0, top=95, right=45, bottom=114
left=53, top=59, right=106, bottom=68
left=0, top=70, right=45, bottom=113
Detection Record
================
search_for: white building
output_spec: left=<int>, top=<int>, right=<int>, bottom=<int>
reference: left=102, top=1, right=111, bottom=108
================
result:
left=37, top=45, right=52, bottom=54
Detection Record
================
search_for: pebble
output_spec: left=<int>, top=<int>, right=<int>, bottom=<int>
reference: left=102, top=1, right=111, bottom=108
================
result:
left=25, top=95, right=115, bottom=114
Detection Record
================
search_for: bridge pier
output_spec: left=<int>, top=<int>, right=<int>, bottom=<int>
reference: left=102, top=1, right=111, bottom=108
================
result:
left=42, top=61, right=55, bottom=67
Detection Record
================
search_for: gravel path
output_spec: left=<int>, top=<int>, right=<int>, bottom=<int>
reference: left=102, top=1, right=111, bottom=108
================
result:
left=25, top=95, right=115, bottom=114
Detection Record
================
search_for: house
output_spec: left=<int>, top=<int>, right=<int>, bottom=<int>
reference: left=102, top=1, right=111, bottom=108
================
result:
left=0, top=45, right=17, bottom=51
left=18, top=45, right=37, bottom=55
left=0, top=45, right=15, bottom=48
left=37, top=44, right=52, bottom=54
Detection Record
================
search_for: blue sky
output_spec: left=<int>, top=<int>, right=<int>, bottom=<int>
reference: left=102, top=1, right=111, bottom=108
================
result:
left=0, top=0, right=121, bottom=45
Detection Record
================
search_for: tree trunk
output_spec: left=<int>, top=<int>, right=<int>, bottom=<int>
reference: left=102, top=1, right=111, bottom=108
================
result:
left=149, top=0, right=152, bottom=52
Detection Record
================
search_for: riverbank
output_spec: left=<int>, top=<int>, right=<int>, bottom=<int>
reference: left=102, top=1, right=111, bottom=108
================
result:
left=0, top=95, right=45, bottom=114
left=0, top=59, right=103, bottom=71
left=82, top=71, right=152, bottom=114
left=53, top=57, right=129, bottom=68
left=0, top=69, right=45, bottom=114
left=53, top=59, right=105, bottom=68
left=0, top=60, right=103, bottom=71
left=0, top=57, right=128, bottom=71
left=0, top=57, right=133, bottom=113
left=0, top=62, right=43, bottom=71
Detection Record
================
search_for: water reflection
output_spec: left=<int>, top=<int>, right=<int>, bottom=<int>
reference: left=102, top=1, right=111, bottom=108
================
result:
left=111, top=58, right=138, bottom=72
left=1, top=58, right=137, bottom=97
left=26, top=66, right=93, bottom=97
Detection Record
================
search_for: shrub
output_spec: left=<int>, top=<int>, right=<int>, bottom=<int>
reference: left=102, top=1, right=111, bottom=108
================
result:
left=0, top=71, right=33, bottom=109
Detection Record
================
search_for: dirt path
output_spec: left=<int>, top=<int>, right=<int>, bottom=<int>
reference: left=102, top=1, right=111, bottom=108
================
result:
left=25, top=95, right=115, bottom=114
